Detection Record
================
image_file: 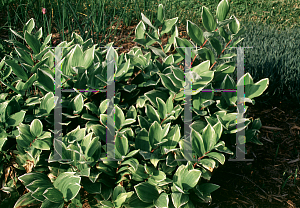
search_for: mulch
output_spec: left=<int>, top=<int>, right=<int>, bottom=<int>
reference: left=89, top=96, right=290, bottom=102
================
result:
left=201, top=98, right=300, bottom=208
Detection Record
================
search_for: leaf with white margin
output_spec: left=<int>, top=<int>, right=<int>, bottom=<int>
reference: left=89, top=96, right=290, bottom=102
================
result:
left=53, top=172, right=81, bottom=202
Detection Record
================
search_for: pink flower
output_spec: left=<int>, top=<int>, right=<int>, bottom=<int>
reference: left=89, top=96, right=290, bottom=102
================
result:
left=42, top=8, right=46, bottom=14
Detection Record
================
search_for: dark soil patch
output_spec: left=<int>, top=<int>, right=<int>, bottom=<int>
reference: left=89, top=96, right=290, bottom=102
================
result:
left=200, top=98, right=300, bottom=208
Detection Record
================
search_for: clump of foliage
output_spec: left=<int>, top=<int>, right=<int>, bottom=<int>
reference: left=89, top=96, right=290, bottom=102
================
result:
left=0, top=0, right=268, bottom=207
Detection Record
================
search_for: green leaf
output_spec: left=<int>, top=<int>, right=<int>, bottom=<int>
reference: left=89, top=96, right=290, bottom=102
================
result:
left=23, top=73, right=38, bottom=90
left=100, top=201, right=114, bottom=207
left=202, top=6, right=217, bottom=32
left=198, top=183, right=220, bottom=194
left=126, top=106, right=137, bottom=120
left=112, top=185, right=126, bottom=201
left=81, top=114, right=99, bottom=121
left=205, top=152, right=225, bottom=165
left=72, top=94, right=84, bottom=114
left=115, top=105, right=125, bottom=130
left=216, top=0, right=230, bottom=21
left=192, top=60, right=210, bottom=76
left=165, top=95, right=174, bottom=115
left=41, top=34, right=52, bottom=51
left=9, top=28, right=24, bottom=40
left=70, top=45, right=84, bottom=69
left=182, top=169, right=202, bottom=190
left=37, top=69, right=54, bottom=92
left=13, top=192, right=39, bottom=208
left=221, top=75, right=237, bottom=106
left=2, top=65, right=12, bottom=81
left=218, top=27, right=231, bottom=43
left=30, top=119, right=43, bottom=138
left=192, top=129, right=205, bottom=157
left=137, top=116, right=150, bottom=131
left=0, top=77, right=21, bottom=94
left=154, top=193, right=169, bottom=208
left=5, top=60, right=28, bottom=81
left=202, top=124, right=217, bottom=152
left=135, top=21, right=146, bottom=39
left=122, top=84, right=137, bottom=93
left=18, top=172, right=51, bottom=187
left=167, top=72, right=184, bottom=88
left=53, top=172, right=81, bottom=202
left=232, top=26, right=246, bottom=38
left=160, top=17, right=178, bottom=36
left=199, top=158, right=216, bottom=171
left=84, top=102, right=98, bottom=115
left=148, top=46, right=166, bottom=59
left=175, top=37, right=194, bottom=58
left=144, top=90, right=169, bottom=109
left=82, top=45, right=95, bottom=69
left=215, top=142, right=234, bottom=155
left=40, top=199, right=64, bottom=208
left=187, top=20, right=205, bottom=46
left=23, top=18, right=35, bottom=34
left=115, top=59, right=130, bottom=82
left=157, top=4, right=164, bottom=26
left=115, top=192, right=133, bottom=207
left=228, top=15, right=240, bottom=34
left=99, top=99, right=109, bottom=114
left=209, top=37, right=223, bottom=55
left=0, top=56, right=5, bottom=70
left=0, top=134, right=7, bottom=151
left=122, top=119, right=135, bottom=128
left=196, top=47, right=215, bottom=65
left=158, top=73, right=180, bottom=93
left=115, top=133, right=129, bottom=156
left=43, top=188, right=64, bottom=203
left=72, top=32, right=84, bottom=45
left=31, top=139, right=50, bottom=150
left=171, top=193, right=189, bottom=208
left=15, top=47, right=34, bottom=66
left=245, top=79, right=269, bottom=99
left=252, top=118, right=262, bottom=129
left=141, top=13, right=156, bottom=30
left=213, top=122, right=223, bottom=142
left=31, top=58, right=47, bottom=73
left=40, top=92, right=57, bottom=114
left=134, top=182, right=159, bottom=203
left=190, top=71, right=214, bottom=95
left=149, top=121, right=163, bottom=148
left=86, top=136, right=101, bottom=158
left=145, top=104, right=160, bottom=123
left=6, top=110, right=26, bottom=127
left=135, top=128, right=151, bottom=152
left=82, top=177, right=101, bottom=194
left=25, top=31, right=41, bottom=54
left=145, top=32, right=161, bottom=45
left=162, top=125, right=180, bottom=150
left=163, top=55, right=174, bottom=65
left=156, top=97, right=167, bottom=120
